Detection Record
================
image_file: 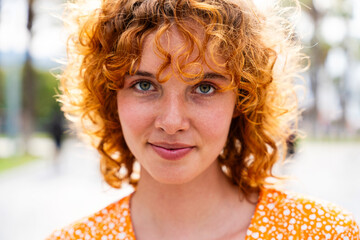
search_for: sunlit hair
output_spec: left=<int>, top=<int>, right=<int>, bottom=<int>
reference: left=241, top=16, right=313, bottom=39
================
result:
left=61, top=0, right=306, bottom=196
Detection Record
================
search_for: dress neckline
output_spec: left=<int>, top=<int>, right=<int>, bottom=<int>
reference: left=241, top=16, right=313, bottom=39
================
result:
left=125, top=189, right=267, bottom=240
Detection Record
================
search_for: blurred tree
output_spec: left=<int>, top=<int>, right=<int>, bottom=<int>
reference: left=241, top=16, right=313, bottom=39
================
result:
left=301, top=0, right=326, bottom=137
left=0, top=0, right=2, bottom=133
left=299, top=0, right=358, bottom=138
left=0, top=70, right=4, bottom=133
left=34, top=70, right=61, bottom=131
left=22, top=0, right=35, bottom=152
left=318, top=0, right=353, bottom=137
left=336, top=0, right=354, bottom=137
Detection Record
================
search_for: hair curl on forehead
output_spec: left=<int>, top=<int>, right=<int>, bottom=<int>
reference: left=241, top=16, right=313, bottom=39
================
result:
left=60, top=0, right=306, bottom=196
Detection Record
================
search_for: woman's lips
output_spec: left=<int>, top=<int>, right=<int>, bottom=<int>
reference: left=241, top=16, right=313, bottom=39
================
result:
left=149, top=143, right=194, bottom=161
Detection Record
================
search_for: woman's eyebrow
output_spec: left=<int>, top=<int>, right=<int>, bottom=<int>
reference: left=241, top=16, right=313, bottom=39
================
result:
left=127, top=71, right=227, bottom=80
left=189, top=72, right=228, bottom=81
left=127, top=70, right=156, bottom=78
left=202, top=72, right=227, bottom=81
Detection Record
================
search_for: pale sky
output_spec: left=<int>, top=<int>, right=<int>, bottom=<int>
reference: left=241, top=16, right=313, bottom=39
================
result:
left=0, top=0, right=65, bottom=60
left=0, top=0, right=29, bottom=54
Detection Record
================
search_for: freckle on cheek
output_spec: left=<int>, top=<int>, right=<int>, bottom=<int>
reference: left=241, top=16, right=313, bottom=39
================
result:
left=123, top=109, right=149, bottom=128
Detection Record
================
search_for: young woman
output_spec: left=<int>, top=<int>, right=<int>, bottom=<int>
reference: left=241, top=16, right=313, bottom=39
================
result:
left=48, top=0, right=359, bottom=239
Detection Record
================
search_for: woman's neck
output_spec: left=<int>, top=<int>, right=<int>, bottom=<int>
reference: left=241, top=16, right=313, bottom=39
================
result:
left=130, top=162, right=257, bottom=240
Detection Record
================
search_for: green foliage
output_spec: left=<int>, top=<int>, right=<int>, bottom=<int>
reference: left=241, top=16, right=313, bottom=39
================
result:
left=0, top=154, right=39, bottom=172
left=351, top=39, right=360, bottom=60
left=0, top=69, right=4, bottom=109
left=34, top=69, right=62, bottom=131
left=0, top=69, right=5, bottom=132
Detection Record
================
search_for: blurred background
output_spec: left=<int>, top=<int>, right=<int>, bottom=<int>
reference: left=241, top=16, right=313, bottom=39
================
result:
left=0, top=0, right=359, bottom=239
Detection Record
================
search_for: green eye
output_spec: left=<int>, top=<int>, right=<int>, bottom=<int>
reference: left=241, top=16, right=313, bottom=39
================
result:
left=196, top=84, right=215, bottom=94
left=135, top=81, right=153, bottom=91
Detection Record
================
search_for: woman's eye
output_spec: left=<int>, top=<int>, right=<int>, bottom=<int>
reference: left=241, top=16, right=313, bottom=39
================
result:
left=134, top=81, right=154, bottom=91
left=195, top=83, right=215, bottom=94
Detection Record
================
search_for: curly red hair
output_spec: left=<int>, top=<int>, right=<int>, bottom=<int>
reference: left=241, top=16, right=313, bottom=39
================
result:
left=60, top=0, right=306, bottom=196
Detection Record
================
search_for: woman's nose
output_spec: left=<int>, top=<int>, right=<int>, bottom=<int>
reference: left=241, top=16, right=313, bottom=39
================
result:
left=154, top=93, right=190, bottom=134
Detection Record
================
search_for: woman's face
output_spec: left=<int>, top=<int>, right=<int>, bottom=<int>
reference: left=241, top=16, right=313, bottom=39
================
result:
left=117, top=27, right=236, bottom=185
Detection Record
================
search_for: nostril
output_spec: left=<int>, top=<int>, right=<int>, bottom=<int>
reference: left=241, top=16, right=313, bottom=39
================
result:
left=154, top=113, right=189, bottom=134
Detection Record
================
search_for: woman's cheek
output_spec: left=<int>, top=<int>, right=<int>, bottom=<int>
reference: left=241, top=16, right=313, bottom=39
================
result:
left=118, top=99, right=154, bottom=133
left=193, top=98, right=235, bottom=129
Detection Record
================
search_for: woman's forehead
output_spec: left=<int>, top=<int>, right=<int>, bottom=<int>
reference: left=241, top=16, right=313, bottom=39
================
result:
left=139, top=25, right=227, bottom=75
left=143, top=25, right=204, bottom=57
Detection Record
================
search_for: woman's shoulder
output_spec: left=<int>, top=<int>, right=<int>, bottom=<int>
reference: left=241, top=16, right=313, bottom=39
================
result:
left=247, top=188, right=360, bottom=239
left=46, top=194, right=135, bottom=240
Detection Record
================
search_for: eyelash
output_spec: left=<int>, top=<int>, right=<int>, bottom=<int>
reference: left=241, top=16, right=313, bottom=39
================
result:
left=130, top=80, right=219, bottom=96
left=130, top=80, right=156, bottom=93
left=193, top=82, right=218, bottom=95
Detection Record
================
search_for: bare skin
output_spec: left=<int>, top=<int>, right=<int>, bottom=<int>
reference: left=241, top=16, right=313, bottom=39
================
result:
left=131, top=162, right=258, bottom=240
left=117, top=26, right=258, bottom=240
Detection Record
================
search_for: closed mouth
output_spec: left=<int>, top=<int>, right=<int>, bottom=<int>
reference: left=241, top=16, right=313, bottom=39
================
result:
left=149, top=142, right=194, bottom=150
left=149, top=142, right=194, bottom=160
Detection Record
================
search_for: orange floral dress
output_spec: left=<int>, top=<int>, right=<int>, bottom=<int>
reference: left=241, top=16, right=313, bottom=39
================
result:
left=47, top=188, right=359, bottom=240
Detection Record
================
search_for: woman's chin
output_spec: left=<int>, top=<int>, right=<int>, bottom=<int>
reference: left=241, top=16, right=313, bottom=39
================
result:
left=152, top=174, right=195, bottom=185
left=141, top=168, right=199, bottom=186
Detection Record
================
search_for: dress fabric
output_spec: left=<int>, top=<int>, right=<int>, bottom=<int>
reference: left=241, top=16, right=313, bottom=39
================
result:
left=46, top=188, right=359, bottom=240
